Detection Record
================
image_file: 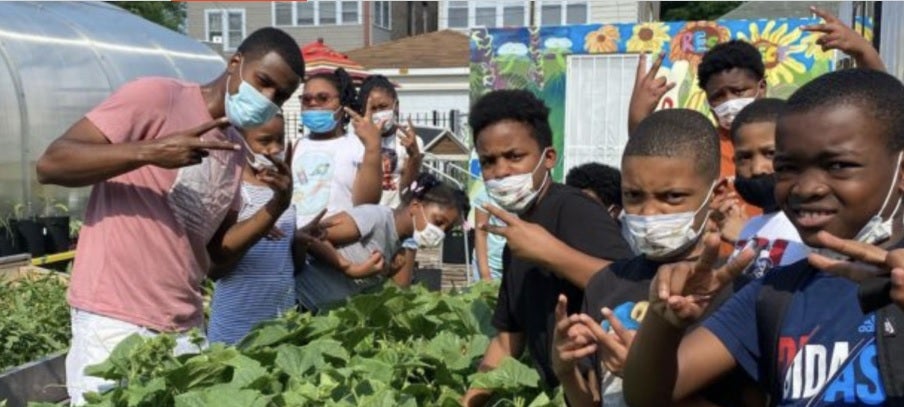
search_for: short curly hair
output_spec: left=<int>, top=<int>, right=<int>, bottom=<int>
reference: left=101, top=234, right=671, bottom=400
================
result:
left=626, top=109, right=720, bottom=182
left=469, top=90, right=552, bottom=149
left=566, top=163, right=622, bottom=207
left=698, top=40, right=765, bottom=90
left=781, top=68, right=904, bottom=151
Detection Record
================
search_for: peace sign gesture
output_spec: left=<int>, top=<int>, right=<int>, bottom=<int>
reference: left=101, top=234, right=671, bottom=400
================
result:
left=255, top=138, right=294, bottom=206
left=345, top=96, right=386, bottom=150
left=480, top=203, right=559, bottom=266
left=399, top=117, right=421, bottom=157
left=628, top=52, right=676, bottom=135
left=147, top=117, right=238, bottom=169
left=808, top=231, right=904, bottom=311
left=650, top=233, right=756, bottom=328
left=577, top=307, right=636, bottom=377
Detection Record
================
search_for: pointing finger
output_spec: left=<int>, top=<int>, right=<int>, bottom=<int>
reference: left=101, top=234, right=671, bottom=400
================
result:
left=694, top=233, right=722, bottom=274
left=480, top=222, right=508, bottom=238
left=648, top=51, right=666, bottom=79
left=810, top=6, right=839, bottom=23
left=343, top=106, right=362, bottom=121
left=813, top=231, right=888, bottom=266
left=715, top=245, right=756, bottom=286
left=809, top=253, right=885, bottom=283
left=481, top=203, right=519, bottom=226
left=364, top=96, right=374, bottom=119
left=635, top=52, right=648, bottom=82
left=602, top=307, right=632, bottom=344
left=192, top=140, right=241, bottom=151
left=189, top=117, right=230, bottom=137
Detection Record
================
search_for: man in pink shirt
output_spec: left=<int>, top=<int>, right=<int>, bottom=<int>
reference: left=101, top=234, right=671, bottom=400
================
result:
left=35, top=27, right=304, bottom=405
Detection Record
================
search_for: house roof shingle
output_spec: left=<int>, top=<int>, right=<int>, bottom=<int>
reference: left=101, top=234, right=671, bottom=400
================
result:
left=719, top=1, right=839, bottom=20
left=344, top=30, right=469, bottom=70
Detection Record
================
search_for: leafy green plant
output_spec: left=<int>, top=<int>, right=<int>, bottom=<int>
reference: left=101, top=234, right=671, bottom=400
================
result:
left=69, top=283, right=563, bottom=406
left=0, top=275, right=70, bottom=371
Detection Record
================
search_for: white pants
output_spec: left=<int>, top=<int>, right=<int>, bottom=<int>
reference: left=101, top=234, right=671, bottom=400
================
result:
left=65, top=308, right=206, bottom=406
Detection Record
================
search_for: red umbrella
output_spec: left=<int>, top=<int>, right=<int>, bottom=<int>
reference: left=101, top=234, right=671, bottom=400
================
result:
left=301, top=38, right=372, bottom=85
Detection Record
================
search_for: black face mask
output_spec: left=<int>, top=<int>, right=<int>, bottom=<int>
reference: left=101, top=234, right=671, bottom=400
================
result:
left=734, top=174, right=779, bottom=213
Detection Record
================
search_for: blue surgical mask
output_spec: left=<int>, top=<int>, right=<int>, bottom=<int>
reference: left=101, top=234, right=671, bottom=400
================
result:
left=301, top=107, right=341, bottom=134
left=225, top=59, right=281, bottom=129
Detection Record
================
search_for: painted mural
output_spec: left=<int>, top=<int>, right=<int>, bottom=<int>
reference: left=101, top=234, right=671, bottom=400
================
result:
left=467, top=17, right=848, bottom=187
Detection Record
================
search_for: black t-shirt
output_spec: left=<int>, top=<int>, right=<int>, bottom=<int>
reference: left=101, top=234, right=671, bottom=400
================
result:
left=491, top=183, right=633, bottom=388
left=581, top=255, right=755, bottom=406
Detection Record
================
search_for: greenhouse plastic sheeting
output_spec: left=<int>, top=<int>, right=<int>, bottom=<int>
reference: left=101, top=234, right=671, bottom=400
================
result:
left=0, top=2, right=226, bottom=217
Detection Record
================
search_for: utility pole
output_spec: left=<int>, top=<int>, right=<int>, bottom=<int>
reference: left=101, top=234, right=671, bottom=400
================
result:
left=529, top=1, right=536, bottom=27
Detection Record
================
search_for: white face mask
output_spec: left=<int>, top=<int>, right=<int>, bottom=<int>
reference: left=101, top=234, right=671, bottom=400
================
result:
left=710, top=87, right=761, bottom=130
left=372, top=110, right=396, bottom=134
left=240, top=136, right=285, bottom=172
left=853, top=152, right=903, bottom=245
left=484, top=148, right=551, bottom=214
left=412, top=207, right=445, bottom=248
left=620, top=184, right=715, bottom=260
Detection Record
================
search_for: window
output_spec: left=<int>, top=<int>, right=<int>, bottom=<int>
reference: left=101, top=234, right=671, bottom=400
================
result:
left=272, top=1, right=361, bottom=27
left=565, top=2, right=588, bottom=24
left=274, top=2, right=293, bottom=26
left=475, top=1, right=496, bottom=27
left=445, top=1, right=528, bottom=29
left=502, top=3, right=526, bottom=27
left=540, top=2, right=562, bottom=26
left=205, top=9, right=245, bottom=51
left=447, top=1, right=469, bottom=28
left=320, top=1, right=337, bottom=24
left=539, top=1, right=588, bottom=26
left=342, top=1, right=359, bottom=23
left=374, top=1, right=391, bottom=29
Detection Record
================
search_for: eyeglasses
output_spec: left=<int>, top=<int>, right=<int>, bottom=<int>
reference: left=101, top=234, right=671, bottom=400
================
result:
left=300, top=92, right=339, bottom=106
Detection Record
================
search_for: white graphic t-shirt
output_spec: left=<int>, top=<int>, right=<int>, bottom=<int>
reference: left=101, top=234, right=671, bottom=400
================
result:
left=291, top=132, right=365, bottom=227
left=730, top=211, right=810, bottom=278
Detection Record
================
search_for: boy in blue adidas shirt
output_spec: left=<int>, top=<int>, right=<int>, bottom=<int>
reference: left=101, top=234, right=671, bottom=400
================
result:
left=623, top=69, right=904, bottom=406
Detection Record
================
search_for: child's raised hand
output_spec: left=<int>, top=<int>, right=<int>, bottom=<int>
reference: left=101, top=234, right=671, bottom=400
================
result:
left=807, top=231, right=904, bottom=310
left=345, top=96, right=386, bottom=150
left=803, top=6, right=885, bottom=71
left=577, top=308, right=636, bottom=377
left=709, top=187, right=747, bottom=244
left=650, top=233, right=756, bottom=328
left=628, top=52, right=676, bottom=134
left=551, top=294, right=598, bottom=378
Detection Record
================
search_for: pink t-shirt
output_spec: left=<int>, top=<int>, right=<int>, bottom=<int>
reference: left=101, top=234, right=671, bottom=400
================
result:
left=68, top=77, right=243, bottom=332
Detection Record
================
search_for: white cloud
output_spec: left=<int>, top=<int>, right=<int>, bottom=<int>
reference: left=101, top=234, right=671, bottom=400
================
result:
left=498, top=42, right=529, bottom=56
left=544, top=37, right=573, bottom=50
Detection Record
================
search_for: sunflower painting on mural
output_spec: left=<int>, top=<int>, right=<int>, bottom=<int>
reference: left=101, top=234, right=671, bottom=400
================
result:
left=737, top=21, right=807, bottom=86
left=626, top=22, right=671, bottom=54
left=585, top=25, right=620, bottom=53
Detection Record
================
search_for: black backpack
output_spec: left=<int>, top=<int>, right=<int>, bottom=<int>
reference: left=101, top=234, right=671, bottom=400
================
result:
left=756, top=263, right=904, bottom=406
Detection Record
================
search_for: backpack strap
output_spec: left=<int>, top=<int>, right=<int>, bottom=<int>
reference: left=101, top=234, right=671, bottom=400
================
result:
left=755, top=264, right=813, bottom=407
left=877, top=306, right=904, bottom=404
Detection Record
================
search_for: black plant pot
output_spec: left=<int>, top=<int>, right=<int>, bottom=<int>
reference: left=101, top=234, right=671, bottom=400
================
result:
left=40, top=216, right=71, bottom=254
left=0, top=221, right=22, bottom=257
left=16, top=219, right=46, bottom=257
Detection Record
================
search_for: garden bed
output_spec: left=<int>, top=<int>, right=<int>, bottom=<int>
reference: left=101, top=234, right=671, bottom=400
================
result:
left=0, top=262, right=70, bottom=406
